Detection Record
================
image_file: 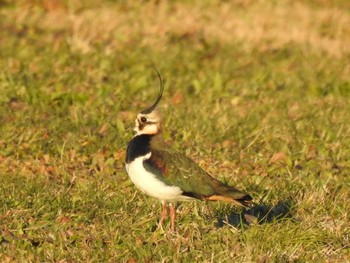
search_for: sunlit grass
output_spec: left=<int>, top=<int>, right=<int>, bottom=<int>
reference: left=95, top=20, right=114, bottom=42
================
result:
left=0, top=0, right=350, bottom=261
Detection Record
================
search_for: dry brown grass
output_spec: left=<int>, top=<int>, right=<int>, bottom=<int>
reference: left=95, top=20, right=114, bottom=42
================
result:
left=6, top=0, right=350, bottom=57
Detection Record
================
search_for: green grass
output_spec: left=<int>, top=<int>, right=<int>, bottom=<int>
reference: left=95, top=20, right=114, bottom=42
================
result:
left=1, top=0, right=350, bottom=261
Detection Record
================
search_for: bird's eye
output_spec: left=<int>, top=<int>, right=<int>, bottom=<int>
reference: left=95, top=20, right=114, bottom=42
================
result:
left=140, top=117, right=147, bottom=123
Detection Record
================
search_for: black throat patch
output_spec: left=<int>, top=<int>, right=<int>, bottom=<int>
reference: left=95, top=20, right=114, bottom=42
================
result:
left=126, top=134, right=153, bottom=163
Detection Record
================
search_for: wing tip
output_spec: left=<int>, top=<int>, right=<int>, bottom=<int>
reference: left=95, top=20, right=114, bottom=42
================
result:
left=207, top=193, right=253, bottom=207
left=237, top=194, right=254, bottom=208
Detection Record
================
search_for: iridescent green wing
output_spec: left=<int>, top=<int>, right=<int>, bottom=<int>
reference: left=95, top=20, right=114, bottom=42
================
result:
left=143, top=141, right=221, bottom=197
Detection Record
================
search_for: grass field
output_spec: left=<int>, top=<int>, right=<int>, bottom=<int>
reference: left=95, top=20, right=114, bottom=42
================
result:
left=1, top=0, right=350, bottom=261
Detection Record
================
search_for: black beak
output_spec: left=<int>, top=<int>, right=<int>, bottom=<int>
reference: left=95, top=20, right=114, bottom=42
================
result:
left=140, top=68, right=164, bottom=114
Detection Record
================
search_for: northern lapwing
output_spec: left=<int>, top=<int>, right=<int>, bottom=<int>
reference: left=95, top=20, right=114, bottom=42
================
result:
left=125, top=70, right=252, bottom=232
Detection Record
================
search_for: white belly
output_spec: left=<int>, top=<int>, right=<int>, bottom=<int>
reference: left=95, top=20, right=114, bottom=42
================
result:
left=125, top=153, right=193, bottom=202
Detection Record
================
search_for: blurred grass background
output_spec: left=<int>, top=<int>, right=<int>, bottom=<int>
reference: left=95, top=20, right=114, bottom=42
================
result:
left=0, top=0, right=350, bottom=261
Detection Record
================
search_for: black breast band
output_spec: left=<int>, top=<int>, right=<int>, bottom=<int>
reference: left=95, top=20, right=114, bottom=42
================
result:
left=126, top=134, right=153, bottom=163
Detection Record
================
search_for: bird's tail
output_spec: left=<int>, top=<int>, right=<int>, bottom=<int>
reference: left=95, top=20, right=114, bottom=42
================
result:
left=207, top=182, right=253, bottom=208
left=207, top=192, right=252, bottom=207
left=234, top=193, right=253, bottom=207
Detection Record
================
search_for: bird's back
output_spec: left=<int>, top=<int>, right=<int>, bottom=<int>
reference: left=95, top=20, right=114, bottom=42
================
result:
left=146, top=134, right=252, bottom=206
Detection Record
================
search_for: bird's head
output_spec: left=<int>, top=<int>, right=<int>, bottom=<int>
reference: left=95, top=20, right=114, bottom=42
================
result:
left=133, top=69, right=163, bottom=136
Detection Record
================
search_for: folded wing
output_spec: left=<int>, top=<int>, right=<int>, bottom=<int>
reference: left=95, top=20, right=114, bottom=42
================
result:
left=143, top=145, right=252, bottom=207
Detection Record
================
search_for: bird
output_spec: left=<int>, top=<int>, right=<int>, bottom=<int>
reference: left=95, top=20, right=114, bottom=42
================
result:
left=125, top=70, right=252, bottom=232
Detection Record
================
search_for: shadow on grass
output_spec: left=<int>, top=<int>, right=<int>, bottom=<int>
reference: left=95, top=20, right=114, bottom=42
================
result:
left=216, top=199, right=295, bottom=228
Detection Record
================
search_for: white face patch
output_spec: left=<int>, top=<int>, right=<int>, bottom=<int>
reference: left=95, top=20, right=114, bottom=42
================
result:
left=133, top=112, right=161, bottom=135
left=135, top=124, right=159, bottom=135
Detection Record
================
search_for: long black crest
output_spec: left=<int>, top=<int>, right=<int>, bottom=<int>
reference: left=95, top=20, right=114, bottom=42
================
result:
left=140, top=68, right=164, bottom=114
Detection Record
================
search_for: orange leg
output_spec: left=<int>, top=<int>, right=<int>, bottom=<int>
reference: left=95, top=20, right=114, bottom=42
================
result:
left=169, top=203, right=176, bottom=233
left=158, top=202, right=168, bottom=230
